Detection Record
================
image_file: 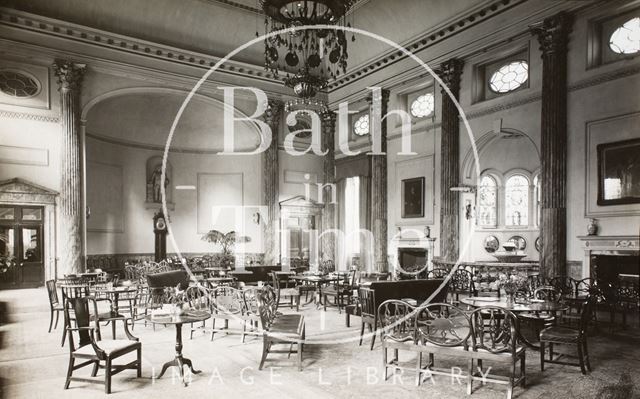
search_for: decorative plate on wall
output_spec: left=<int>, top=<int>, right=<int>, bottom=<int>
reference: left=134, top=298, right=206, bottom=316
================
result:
left=507, top=235, right=527, bottom=251
left=483, top=235, right=500, bottom=253
left=535, top=236, right=542, bottom=252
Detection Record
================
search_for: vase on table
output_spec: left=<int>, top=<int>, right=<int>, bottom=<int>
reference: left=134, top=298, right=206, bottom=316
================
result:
left=505, top=291, right=516, bottom=306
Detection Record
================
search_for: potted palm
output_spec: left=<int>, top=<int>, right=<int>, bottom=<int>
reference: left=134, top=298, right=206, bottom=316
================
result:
left=201, top=230, right=250, bottom=269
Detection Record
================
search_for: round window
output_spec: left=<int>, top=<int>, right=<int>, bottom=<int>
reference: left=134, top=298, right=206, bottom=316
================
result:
left=410, top=93, right=435, bottom=118
left=353, top=114, right=370, bottom=136
left=489, top=61, right=529, bottom=94
left=609, top=17, right=640, bottom=55
left=0, top=70, right=40, bottom=98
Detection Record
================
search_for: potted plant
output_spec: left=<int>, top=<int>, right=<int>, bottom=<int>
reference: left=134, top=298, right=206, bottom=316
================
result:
left=201, top=230, right=250, bottom=268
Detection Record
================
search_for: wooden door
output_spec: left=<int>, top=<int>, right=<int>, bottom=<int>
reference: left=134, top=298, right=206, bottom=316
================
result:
left=0, top=206, right=44, bottom=288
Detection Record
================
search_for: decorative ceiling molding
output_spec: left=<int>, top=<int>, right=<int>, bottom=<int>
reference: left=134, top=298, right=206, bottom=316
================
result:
left=199, top=0, right=371, bottom=16
left=0, top=7, right=282, bottom=85
left=325, top=0, right=527, bottom=91
left=0, top=109, right=59, bottom=123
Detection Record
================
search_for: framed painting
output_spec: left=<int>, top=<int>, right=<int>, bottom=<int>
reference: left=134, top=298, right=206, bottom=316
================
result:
left=597, top=138, right=640, bottom=206
left=401, top=177, right=425, bottom=218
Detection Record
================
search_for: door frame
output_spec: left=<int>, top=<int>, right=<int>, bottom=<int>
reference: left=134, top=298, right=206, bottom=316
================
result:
left=0, top=205, right=45, bottom=288
left=0, top=178, right=58, bottom=287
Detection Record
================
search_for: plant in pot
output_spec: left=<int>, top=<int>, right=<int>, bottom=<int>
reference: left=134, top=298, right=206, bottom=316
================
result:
left=201, top=230, right=250, bottom=269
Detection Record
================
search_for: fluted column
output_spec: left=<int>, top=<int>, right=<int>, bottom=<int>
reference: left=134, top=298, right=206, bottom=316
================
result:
left=262, top=99, right=283, bottom=265
left=53, top=60, right=86, bottom=276
left=438, top=59, right=463, bottom=262
left=369, top=89, right=390, bottom=273
left=531, top=13, right=573, bottom=280
left=321, top=110, right=336, bottom=261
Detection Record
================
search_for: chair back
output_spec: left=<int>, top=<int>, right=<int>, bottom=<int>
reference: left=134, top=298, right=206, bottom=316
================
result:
left=415, top=303, right=471, bottom=348
left=451, top=269, right=475, bottom=294
left=534, top=286, right=559, bottom=302
left=573, top=277, right=593, bottom=296
left=527, top=274, right=544, bottom=293
left=548, top=276, right=573, bottom=295
left=470, top=306, right=520, bottom=355
left=578, top=295, right=597, bottom=336
left=426, top=268, right=449, bottom=279
left=64, top=296, right=100, bottom=353
left=46, top=280, right=59, bottom=307
left=321, top=259, right=335, bottom=274
left=359, top=287, right=376, bottom=318
left=210, top=286, right=243, bottom=315
left=184, top=285, right=210, bottom=311
left=243, top=287, right=261, bottom=316
left=61, top=284, right=90, bottom=304
left=377, top=299, right=416, bottom=343
left=257, top=285, right=278, bottom=331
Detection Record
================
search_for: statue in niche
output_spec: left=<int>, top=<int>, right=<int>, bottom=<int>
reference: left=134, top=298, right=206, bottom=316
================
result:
left=149, top=167, right=169, bottom=203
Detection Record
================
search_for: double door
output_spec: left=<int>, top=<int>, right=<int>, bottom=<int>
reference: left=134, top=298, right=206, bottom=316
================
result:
left=0, top=206, right=44, bottom=289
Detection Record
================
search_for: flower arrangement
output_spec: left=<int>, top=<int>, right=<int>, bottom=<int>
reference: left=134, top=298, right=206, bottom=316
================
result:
left=162, top=284, right=187, bottom=312
left=497, top=274, right=528, bottom=296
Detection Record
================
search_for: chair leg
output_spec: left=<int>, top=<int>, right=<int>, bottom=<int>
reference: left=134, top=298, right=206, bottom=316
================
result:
left=521, top=353, right=526, bottom=387
left=359, top=322, right=365, bottom=346
left=61, top=326, right=67, bottom=347
left=64, top=357, right=75, bottom=389
left=540, top=341, right=545, bottom=371
left=54, top=310, right=60, bottom=330
left=105, top=358, right=112, bottom=394
left=259, top=339, right=270, bottom=370
left=210, top=318, right=217, bottom=341
left=583, top=339, right=592, bottom=372
left=382, top=347, right=388, bottom=381
left=577, top=342, right=587, bottom=375
left=370, top=323, right=376, bottom=351
left=91, top=360, right=99, bottom=377
left=416, top=352, right=422, bottom=386
left=48, top=310, right=54, bottom=333
left=297, top=341, right=303, bottom=371
left=467, top=358, right=473, bottom=395
left=345, top=313, right=350, bottom=327
left=137, top=347, right=142, bottom=378
left=508, top=359, right=516, bottom=399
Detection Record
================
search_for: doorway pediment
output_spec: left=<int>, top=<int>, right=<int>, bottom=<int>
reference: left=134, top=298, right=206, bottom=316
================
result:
left=0, top=178, right=58, bottom=204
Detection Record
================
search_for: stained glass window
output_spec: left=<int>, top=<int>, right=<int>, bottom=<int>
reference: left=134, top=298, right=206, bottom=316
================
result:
left=489, top=61, right=529, bottom=93
left=609, top=17, right=640, bottom=54
left=477, top=175, right=497, bottom=227
left=505, top=175, right=529, bottom=227
left=410, top=93, right=435, bottom=118
left=0, top=70, right=39, bottom=98
left=353, top=114, right=369, bottom=136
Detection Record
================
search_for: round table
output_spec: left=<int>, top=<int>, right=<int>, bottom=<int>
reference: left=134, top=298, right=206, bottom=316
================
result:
left=461, top=297, right=568, bottom=350
left=145, top=311, right=211, bottom=386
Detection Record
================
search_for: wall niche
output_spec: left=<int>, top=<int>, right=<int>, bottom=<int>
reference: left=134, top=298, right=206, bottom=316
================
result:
left=145, top=155, right=174, bottom=210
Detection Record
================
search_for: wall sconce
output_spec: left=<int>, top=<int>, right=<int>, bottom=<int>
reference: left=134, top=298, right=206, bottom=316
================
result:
left=252, top=212, right=261, bottom=225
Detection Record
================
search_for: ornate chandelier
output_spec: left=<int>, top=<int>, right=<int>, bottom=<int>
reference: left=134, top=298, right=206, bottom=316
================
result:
left=260, top=0, right=356, bottom=98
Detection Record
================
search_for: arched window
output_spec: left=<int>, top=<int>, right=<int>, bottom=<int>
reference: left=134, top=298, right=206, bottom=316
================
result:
left=505, top=174, right=529, bottom=227
left=533, top=175, right=541, bottom=227
left=477, top=175, right=498, bottom=227
left=410, top=93, right=435, bottom=118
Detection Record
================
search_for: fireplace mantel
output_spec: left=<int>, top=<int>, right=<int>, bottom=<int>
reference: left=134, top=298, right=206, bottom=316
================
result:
left=578, top=235, right=639, bottom=278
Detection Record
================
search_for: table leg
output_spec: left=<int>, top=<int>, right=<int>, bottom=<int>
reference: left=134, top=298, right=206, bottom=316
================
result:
left=155, top=323, right=201, bottom=386
left=111, top=293, right=119, bottom=339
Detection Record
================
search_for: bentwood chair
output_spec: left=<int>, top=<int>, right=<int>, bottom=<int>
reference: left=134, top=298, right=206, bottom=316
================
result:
left=46, top=280, right=64, bottom=333
left=540, top=295, right=596, bottom=374
left=63, top=296, right=141, bottom=394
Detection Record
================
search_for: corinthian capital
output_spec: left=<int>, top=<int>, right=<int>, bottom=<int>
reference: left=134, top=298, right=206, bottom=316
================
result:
left=530, top=12, right=573, bottom=57
left=438, top=58, right=464, bottom=96
left=53, top=60, right=86, bottom=91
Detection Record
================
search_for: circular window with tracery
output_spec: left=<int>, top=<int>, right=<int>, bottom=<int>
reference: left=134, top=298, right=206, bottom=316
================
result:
left=0, top=70, right=40, bottom=98
left=609, top=17, right=640, bottom=55
left=353, top=114, right=369, bottom=136
left=489, top=61, right=529, bottom=94
left=410, top=93, right=435, bottom=118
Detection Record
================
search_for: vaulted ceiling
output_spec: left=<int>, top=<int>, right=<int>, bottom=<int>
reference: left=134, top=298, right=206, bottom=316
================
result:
left=4, top=0, right=491, bottom=73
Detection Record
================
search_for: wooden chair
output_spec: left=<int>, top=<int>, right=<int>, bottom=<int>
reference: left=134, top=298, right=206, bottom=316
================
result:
left=131, top=285, right=154, bottom=330
left=378, top=299, right=417, bottom=380
left=322, top=269, right=358, bottom=314
left=540, top=295, right=596, bottom=375
left=63, top=296, right=141, bottom=394
left=358, top=287, right=377, bottom=350
left=469, top=307, right=526, bottom=399
left=270, top=272, right=300, bottom=312
left=208, top=286, right=244, bottom=340
left=257, top=286, right=305, bottom=371
left=46, top=280, right=64, bottom=333
left=415, top=303, right=473, bottom=389
left=241, top=287, right=262, bottom=343
left=61, top=284, right=91, bottom=347
left=548, top=276, right=573, bottom=296
left=450, top=269, right=477, bottom=304
left=184, top=285, right=211, bottom=339
left=616, top=278, right=640, bottom=328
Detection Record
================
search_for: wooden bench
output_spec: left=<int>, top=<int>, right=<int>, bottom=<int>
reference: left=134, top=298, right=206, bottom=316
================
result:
left=257, top=286, right=305, bottom=371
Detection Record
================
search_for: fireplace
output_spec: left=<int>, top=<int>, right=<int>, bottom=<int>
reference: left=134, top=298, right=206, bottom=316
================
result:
left=398, top=248, right=427, bottom=274
left=578, top=235, right=639, bottom=279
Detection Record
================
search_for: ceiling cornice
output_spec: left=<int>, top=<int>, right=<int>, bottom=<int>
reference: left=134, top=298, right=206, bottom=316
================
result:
left=197, top=0, right=371, bottom=16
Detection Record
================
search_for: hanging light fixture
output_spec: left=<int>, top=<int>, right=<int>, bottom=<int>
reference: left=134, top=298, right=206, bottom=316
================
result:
left=259, top=0, right=356, bottom=98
